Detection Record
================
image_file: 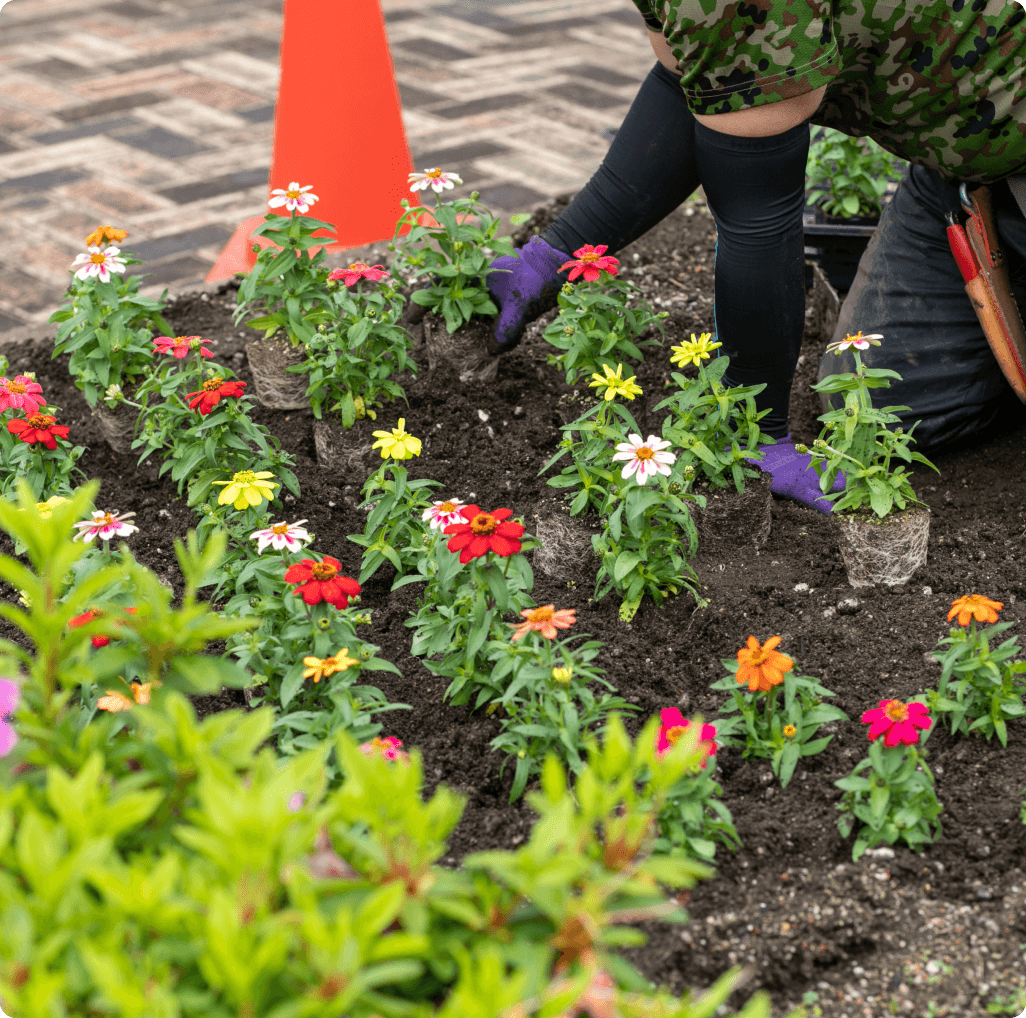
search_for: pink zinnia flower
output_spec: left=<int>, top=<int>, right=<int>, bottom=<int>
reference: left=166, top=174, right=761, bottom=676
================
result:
left=360, top=736, right=408, bottom=761
left=611, top=433, right=675, bottom=485
left=408, top=168, right=463, bottom=193
left=152, top=335, right=213, bottom=360
left=70, top=245, right=127, bottom=283
left=656, top=708, right=717, bottom=767
left=250, top=519, right=311, bottom=554
left=0, top=375, right=45, bottom=415
left=268, top=182, right=319, bottom=213
left=0, top=678, right=19, bottom=757
left=861, top=699, right=932, bottom=747
left=558, top=243, right=620, bottom=283
left=327, top=262, right=390, bottom=286
left=422, top=498, right=469, bottom=531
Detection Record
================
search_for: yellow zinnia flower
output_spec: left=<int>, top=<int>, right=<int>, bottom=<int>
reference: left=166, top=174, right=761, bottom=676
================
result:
left=17, top=495, right=70, bottom=519
left=670, top=332, right=722, bottom=369
left=210, top=470, right=279, bottom=510
left=588, top=363, right=643, bottom=402
left=302, top=648, right=359, bottom=684
left=371, top=418, right=422, bottom=460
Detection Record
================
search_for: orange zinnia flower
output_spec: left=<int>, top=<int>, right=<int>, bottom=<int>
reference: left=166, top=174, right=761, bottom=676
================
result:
left=510, top=605, right=576, bottom=641
left=736, top=635, right=793, bottom=692
left=947, top=594, right=1002, bottom=627
left=97, top=681, right=151, bottom=712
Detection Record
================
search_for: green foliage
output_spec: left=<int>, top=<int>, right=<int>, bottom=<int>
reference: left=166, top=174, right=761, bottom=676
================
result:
left=47, top=249, right=172, bottom=408
left=805, top=128, right=907, bottom=220
left=711, top=658, right=847, bottom=789
left=541, top=270, right=667, bottom=386
left=808, top=340, right=939, bottom=517
left=233, top=210, right=338, bottom=348
left=834, top=704, right=943, bottom=861
left=389, top=191, right=518, bottom=334
left=925, top=618, right=1026, bottom=747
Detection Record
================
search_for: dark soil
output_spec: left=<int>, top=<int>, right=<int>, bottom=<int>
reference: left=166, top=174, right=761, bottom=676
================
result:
left=2, top=193, right=1026, bottom=1017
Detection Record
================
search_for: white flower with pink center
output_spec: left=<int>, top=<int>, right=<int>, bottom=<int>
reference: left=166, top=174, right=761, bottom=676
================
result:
left=71, top=509, right=139, bottom=543
left=70, top=245, right=127, bottom=284
left=268, top=182, right=319, bottom=213
left=250, top=519, right=312, bottom=554
left=0, top=375, right=45, bottom=415
left=826, top=331, right=883, bottom=354
left=408, top=168, right=463, bottom=193
left=360, top=736, right=408, bottom=761
left=421, top=498, right=469, bottom=530
left=612, top=433, right=676, bottom=485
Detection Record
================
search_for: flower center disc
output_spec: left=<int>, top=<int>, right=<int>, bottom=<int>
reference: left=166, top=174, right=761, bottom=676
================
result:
left=91, top=253, right=106, bottom=263
left=311, top=563, right=337, bottom=581
left=884, top=701, right=908, bottom=722
left=27, top=414, right=50, bottom=427
left=203, top=377, right=224, bottom=391
left=234, top=471, right=256, bottom=484
left=527, top=606, right=554, bottom=624
left=438, top=501, right=457, bottom=513
left=635, top=446, right=655, bottom=461
left=8, top=381, right=25, bottom=393
left=470, top=513, right=497, bottom=535
left=666, top=725, right=686, bottom=745
left=100, top=513, right=116, bottom=526
left=272, top=523, right=289, bottom=535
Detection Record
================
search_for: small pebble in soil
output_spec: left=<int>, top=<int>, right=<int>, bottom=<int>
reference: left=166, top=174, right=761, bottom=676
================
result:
left=922, top=586, right=932, bottom=595
left=793, top=582, right=810, bottom=593
left=837, top=597, right=861, bottom=615
left=478, top=409, right=489, bottom=422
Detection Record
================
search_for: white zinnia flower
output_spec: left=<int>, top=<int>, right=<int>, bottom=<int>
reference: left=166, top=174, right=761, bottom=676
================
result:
left=611, top=434, right=676, bottom=485
left=408, top=167, right=463, bottom=193
left=421, top=498, right=469, bottom=530
left=70, top=246, right=127, bottom=284
left=71, top=509, right=139, bottom=543
left=249, top=519, right=312, bottom=554
left=268, top=182, right=319, bottom=213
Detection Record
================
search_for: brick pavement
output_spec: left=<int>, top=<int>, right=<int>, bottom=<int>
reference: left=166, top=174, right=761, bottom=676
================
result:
left=0, top=0, right=672, bottom=342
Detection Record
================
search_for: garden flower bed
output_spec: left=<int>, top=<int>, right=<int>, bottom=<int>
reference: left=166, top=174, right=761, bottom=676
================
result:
left=1, top=193, right=1025, bottom=1018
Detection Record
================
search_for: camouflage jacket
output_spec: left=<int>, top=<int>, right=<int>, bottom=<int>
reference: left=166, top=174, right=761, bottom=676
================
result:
left=630, top=0, right=1026, bottom=185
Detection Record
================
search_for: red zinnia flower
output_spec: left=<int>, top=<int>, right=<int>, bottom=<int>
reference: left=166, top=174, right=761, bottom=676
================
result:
left=185, top=377, right=247, bottom=416
left=68, top=606, right=138, bottom=648
left=153, top=334, right=214, bottom=360
left=861, top=699, right=932, bottom=748
left=656, top=707, right=717, bottom=767
left=443, top=505, right=524, bottom=563
left=328, top=262, right=390, bottom=286
left=284, top=556, right=360, bottom=609
left=557, top=243, right=621, bottom=283
left=7, top=413, right=70, bottom=450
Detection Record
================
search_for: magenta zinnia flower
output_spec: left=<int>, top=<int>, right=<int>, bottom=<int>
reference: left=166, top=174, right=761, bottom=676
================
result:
left=656, top=707, right=717, bottom=766
left=152, top=334, right=213, bottom=359
left=0, top=375, right=45, bottom=415
left=557, top=243, right=620, bottom=282
left=861, top=699, right=932, bottom=747
left=327, top=262, right=390, bottom=286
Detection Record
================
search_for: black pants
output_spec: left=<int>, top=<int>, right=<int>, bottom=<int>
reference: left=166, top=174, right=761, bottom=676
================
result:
left=540, top=60, right=1026, bottom=451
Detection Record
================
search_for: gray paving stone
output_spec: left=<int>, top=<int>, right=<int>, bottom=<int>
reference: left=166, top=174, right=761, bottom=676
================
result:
left=9, top=196, right=50, bottom=211
left=0, top=137, right=19, bottom=155
left=429, top=93, right=532, bottom=120
left=138, top=254, right=213, bottom=288
left=30, top=116, right=143, bottom=146
left=236, top=105, right=275, bottom=124
left=543, top=82, right=629, bottom=110
left=55, top=92, right=168, bottom=124
left=104, top=51, right=218, bottom=75
left=100, top=1, right=164, bottom=16
left=165, top=2, right=252, bottom=23
left=157, top=166, right=268, bottom=204
left=221, top=36, right=280, bottom=62
left=14, top=58, right=98, bottom=82
left=0, top=167, right=91, bottom=202
left=411, top=139, right=511, bottom=167
left=476, top=181, right=549, bottom=212
left=561, top=64, right=645, bottom=88
left=383, top=9, right=423, bottom=22
left=393, top=37, right=476, bottom=62
left=430, top=5, right=514, bottom=28
left=0, top=310, right=27, bottom=332
left=396, top=82, right=449, bottom=109
left=130, top=224, right=234, bottom=262
left=108, top=124, right=213, bottom=159
left=498, top=17, right=597, bottom=37
left=605, top=7, right=650, bottom=28
left=2, top=269, right=63, bottom=314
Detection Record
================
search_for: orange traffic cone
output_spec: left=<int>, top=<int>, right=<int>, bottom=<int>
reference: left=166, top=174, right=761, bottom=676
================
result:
left=205, top=0, right=462, bottom=283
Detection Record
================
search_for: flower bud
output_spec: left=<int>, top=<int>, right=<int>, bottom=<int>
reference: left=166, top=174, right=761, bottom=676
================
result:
left=318, top=324, right=327, bottom=333
left=551, top=667, right=573, bottom=684
left=249, top=596, right=261, bottom=608
left=845, top=407, right=856, bottom=417
left=400, top=199, right=410, bottom=208
left=199, top=503, right=212, bottom=514
left=252, top=244, right=260, bottom=253
left=794, top=443, right=808, bottom=454
left=561, top=282, right=574, bottom=295
left=562, top=326, right=574, bottom=335
left=668, top=482, right=682, bottom=495
left=813, top=439, right=827, bottom=450
left=895, top=426, right=904, bottom=435
left=359, top=647, right=372, bottom=661
left=682, top=465, right=695, bottom=479
left=470, top=191, right=480, bottom=201
left=517, top=749, right=526, bottom=759
left=657, top=312, right=669, bottom=319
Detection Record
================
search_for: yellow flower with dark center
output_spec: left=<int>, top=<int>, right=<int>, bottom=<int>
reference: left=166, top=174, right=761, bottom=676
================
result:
left=783, top=724, right=797, bottom=739
left=371, top=418, right=422, bottom=460
left=588, top=363, right=643, bottom=402
left=211, top=470, right=279, bottom=511
left=302, top=649, right=359, bottom=684
left=670, top=332, right=722, bottom=369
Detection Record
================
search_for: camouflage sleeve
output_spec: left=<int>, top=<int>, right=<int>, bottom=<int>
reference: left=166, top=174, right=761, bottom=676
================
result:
left=653, top=0, right=841, bottom=115
left=627, top=0, right=667, bottom=33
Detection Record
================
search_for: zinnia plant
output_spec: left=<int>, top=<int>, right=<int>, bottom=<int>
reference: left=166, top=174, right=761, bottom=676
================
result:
left=0, top=391, right=86, bottom=501
left=835, top=697, right=942, bottom=860
left=711, top=635, right=848, bottom=788
left=926, top=594, right=1026, bottom=746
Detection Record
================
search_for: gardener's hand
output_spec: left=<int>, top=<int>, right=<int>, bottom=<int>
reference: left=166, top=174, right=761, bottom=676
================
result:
left=745, top=434, right=846, bottom=513
left=485, top=235, right=573, bottom=350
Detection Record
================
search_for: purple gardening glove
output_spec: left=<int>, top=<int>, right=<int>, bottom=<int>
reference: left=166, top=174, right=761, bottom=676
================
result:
left=745, top=433, right=846, bottom=514
left=485, top=235, right=573, bottom=349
